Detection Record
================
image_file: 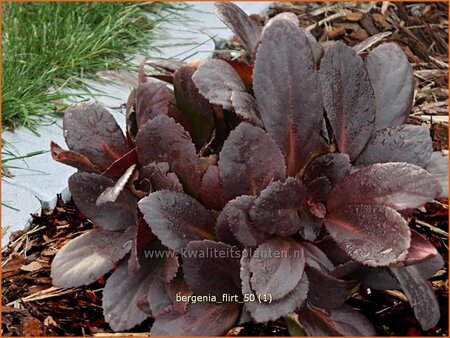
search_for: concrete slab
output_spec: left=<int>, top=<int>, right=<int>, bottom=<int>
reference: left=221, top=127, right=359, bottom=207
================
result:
left=1, top=2, right=270, bottom=244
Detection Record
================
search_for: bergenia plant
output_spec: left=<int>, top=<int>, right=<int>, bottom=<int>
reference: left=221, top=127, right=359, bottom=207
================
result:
left=50, top=2, right=445, bottom=336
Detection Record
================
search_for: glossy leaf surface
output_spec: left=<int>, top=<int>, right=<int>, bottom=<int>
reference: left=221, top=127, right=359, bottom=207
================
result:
left=136, top=115, right=201, bottom=194
left=135, top=82, right=170, bottom=129
left=69, top=172, right=137, bottom=231
left=218, top=122, right=286, bottom=200
left=324, top=204, right=410, bottom=267
left=214, top=2, right=261, bottom=53
left=138, top=191, right=215, bottom=253
left=355, top=125, right=432, bottom=167
left=327, top=163, right=442, bottom=211
left=192, top=59, right=246, bottom=110
left=63, top=104, right=128, bottom=170
left=320, top=41, right=376, bottom=160
left=249, top=178, right=306, bottom=236
left=365, top=43, right=414, bottom=130
left=51, top=228, right=133, bottom=288
left=254, top=19, right=323, bottom=174
left=140, top=162, right=183, bottom=192
left=249, top=239, right=305, bottom=301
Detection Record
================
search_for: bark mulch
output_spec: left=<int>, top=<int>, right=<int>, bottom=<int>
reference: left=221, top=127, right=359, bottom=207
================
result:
left=2, top=1, right=448, bottom=336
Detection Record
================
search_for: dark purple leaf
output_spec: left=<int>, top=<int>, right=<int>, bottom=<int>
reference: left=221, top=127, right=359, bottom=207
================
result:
left=249, top=239, right=305, bottom=301
left=51, top=227, right=133, bottom=288
left=315, top=235, right=352, bottom=266
left=140, top=162, right=183, bottom=192
left=214, top=2, right=261, bottom=53
left=151, top=302, right=241, bottom=336
left=136, top=115, right=201, bottom=195
left=249, top=178, right=306, bottom=236
left=391, top=265, right=440, bottom=330
left=215, top=207, right=240, bottom=246
left=220, top=58, right=253, bottom=91
left=174, top=65, right=214, bottom=147
left=365, top=42, right=414, bottom=130
left=199, top=165, right=227, bottom=210
left=241, top=249, right=309, bottom=322
left=192, top=59, right=246, bottom=110
left=298, top=210, right=323, bottom=241
left=128, top=216, right=156, bottom=274
left=102, top=148, right=138, bottom=179
left=218, top=122, right=286, bottom=200
left=253, top=19, right=323, bottom=175
left=230, top=91, right=264, bottom=127
left=223, top=195, right=268, bottom=247
left=103, top=242, right=166, bottom=331
left=324, top=204, right=411, bottom=267
left=405, top=229, right=439, bottom=266
left=69, top=172, right=137, bottom=231
left=298, top=303, right=376, bottom=336
left=355, top=125, right=432, bottom=167
left=163, top=272, right=192, bottom=315
left=305, top=176, right=331, bottom=219
left=96, top=164, right=136, bottom=206
left=50, top=141, right=100, bottom=173
left=327, top=163, right=442, bottom=212
left=138, top=191, right=215, bottom=253
left=301, top=242, right=334, bottom=272
left=63, top=104, right=128, bottom=170
left=146, top=58, right=185, bottom=73
left=426, top=152, right=448, bottom=198
left=135, top=82, right=170, bottom=129
left=303, top=153, right=351, bottom=186
left=162, top=251, right=179, bottom=283
left=183, top=240, right=241, bottom=297
left=320, top=41, right=376, bottom=160
left=305, top=266, right=356, bottom=309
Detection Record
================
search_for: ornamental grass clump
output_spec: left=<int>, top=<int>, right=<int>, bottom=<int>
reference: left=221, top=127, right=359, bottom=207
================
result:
left=50, top=2, right=444, bottom=335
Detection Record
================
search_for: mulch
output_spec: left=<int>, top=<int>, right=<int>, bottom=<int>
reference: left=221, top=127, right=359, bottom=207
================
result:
left=2, top=2, right=448, bottom=336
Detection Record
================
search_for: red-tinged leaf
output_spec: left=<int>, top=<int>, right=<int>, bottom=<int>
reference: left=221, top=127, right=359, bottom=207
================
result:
left=254, top=19, right=323, bottom=175
left=320, top=41, right=376, bottom=160
left=218, top=122, right=286, bottom=200
left=192, top=59, right=246, bottom=110
left=69, top=172, right=137, bottom=231
left=327, top=163, right=442, bottom=212
left=102, top=148, right=138, bottom=178
left=50, top=141, right=100, bottom=173
left=305, top=177, right=332, bottom=218
left=146, top=58, right=185, bottom=73
left=136, top=115, right=201, bottom=195
left=405, top=229, right=438, bottom=266
left=365, top=43, right=414, bottom=130
left=426, top=152, right=448, bottom=198
left=214, top=2, right=261, bottom=53
left=138, top=191, right=215, bottom=253
left=224, top=195, right=268, bottom=247
left=303, top=153, right=351, bottom=186
left=96, top=164, right=136, bottom=206
left=241, top=249, right=309, bottom=322
left=148, top=73, right=174, bottom=84
left=164, top=272, right=192, bottom=315
left=199, top=165, right=227, bottom=210
left=221, top=58, right=253, bottom=91
left=103, top=243, right=165, bottom=331
left=324, top=204, right=410, bottom=267
left=151, top=302, right=241, bottom=336
left=135, top=82, right=170, bottom=129
left=51, top=227, right=133, bottom=288
left=183, top=240, right=241, bottom=297
left=249, top=239, right=305, bottom=301
left=391, top=265, right=440, bottom=330
left=63, top=104, right=128, bottom=170
left=305, top=266, right=357, bottom=309
left=140, top=162, right=183, bottom=192
left=231, top=91, right=264, bottom=127
left=174, top=65, right=214, bottom=147
left=298, top=303, right=376, bottom=336
left=128, top=216, right=156, bottom=274
left=249, top=178, right=306, bottom=236
left=355, top=125, right=432, bottom=167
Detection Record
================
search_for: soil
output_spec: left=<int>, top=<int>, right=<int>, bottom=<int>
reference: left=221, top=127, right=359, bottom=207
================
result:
left=2, top=1, right=448, bottom=336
